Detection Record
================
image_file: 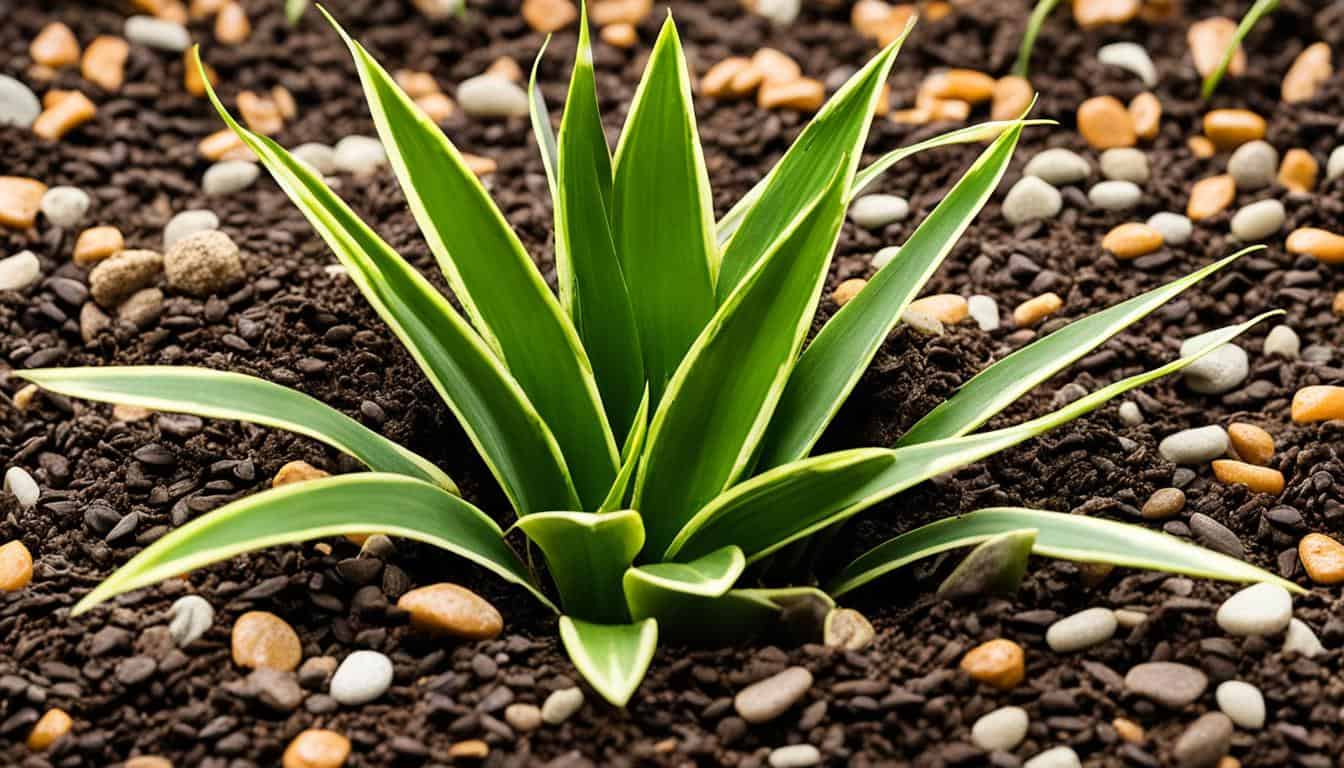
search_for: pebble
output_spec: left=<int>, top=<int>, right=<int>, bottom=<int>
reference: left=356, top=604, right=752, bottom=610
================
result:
left=734, top=666, right=813, bottom=723
left=1146, top=212, right=1192, bottom=245
left=1204, top=109, right=1266, bottom=150
left=541, top=687, right=584, bottom=725
left=1297, top=532, right=1344, bottom=585
left=1278, top=148, right=1317, bottom=193
left=1097, top=42, right=1157, bottom=85
left=1180, top=332, right=1248, bottom=395
left=970, top=705, right=1029, bottom=751
left=0, top=250, right=41, bottom=292
left=329, top=650, right=393, bottom=705
left=1215, top=681, right=1264, bottom=729
left=1227, top=422, right=1274, bottom=465
left=273, top=460, right=328, bottom=487
left=1172, top=712, right=1232, bottom=768
left=1118, top=400, right=1143, bottom=425
left=231, top=611, right=302, bottom=671
left=249, top=668, right=303, bottom=712
left=74, top=225, right=125, bottom=265
left=292, top=142, right=338, bottom=175
left=39, top=186, right=89, bottom=228
left=1229, top=199, right=1285, bottom=241
left=0, top=176, right=47, bottom=229
left=871, top=245, right=899, bottom=269
left=959, top=638, right=1024, bottom=689
left=1023, top=148, right=1090, bottom=186
left=124, top=16, right=191, bottom=52
left=832, top=277, right=866, bottom=306
left=0, top=540, right=34, bottom=592
left=1045, top=607, right=1117, bottom=652
left=0, top=75, right=41, bottom=128
left=333, top=136, right=386, bottom=176
left=1215, top=582, right=1292, bottom=636
left=168, top=595, right=215, bottom=646
left=1158, top=425, right=1228, bottom=464
left=1089, top=180, right=1142, bottom=211
left=1124, top=662, right=1207, bottom=708
left=902, top=309, right=943, bottom=336
left=26, top=707, right=71, bottom=752
left=1328, top=145, right=1344, bottom=181
left=1078, top=95, right=1136, bottom=149
left=1262, top=325, right=1299, bottom=359
left=1023, top=746, right=1081, bottom=768
left=967, top=295, right=998, bottom=331
left=1227, top=140, right=1278, bottom=190
left=457, top=74, right=529, bottom=118
left=202, top=160, right=259, bottom=196
left=1291, top=385, right=1344, bottom=422
left=397, top=583, right=503, bottom=639
left=1187, top=175, right=1236, bottom=221
left=848, top=194, right=908, bottom=230
left=282, top=729, right=350, bottom=768
left=3, top=466, right=40, bottom=509
left=768, top=745, right=821, bottom=768
left=1099, top=148, right=1149, bottom=183
left=163, top=209, right=219, bottom=248
left=907, top=294, right=967, bottom=325
left=823, top=607, right=875, bottom=650
left=1211, top=459, right=1284, bottom=495
left=89, top=249, right=163, bottom=307
left=164, top=230, right=244, bottom=296
left=1013, top=292, right=1062, bottom=327
left=1142, top=487, right=1186, bottom=519
left=504, top=703, right=543, bottom=732
left=1282, top=617, right=1325, bottom=657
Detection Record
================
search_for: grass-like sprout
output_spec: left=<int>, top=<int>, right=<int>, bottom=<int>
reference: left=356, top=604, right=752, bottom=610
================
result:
left=1013, top=0, right=1064, bottom=78
left=1202, top=0, right=1280, bottom=98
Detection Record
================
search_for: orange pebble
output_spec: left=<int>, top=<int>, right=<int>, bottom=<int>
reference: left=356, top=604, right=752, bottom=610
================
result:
left=1203, top=109, right=1266, bottom=150
left=1291, top=385, right=1344, bottom=423
left=1189, top=17, right=1244, bottom=78
left=521, top=0, right=578, bottom=32
left=991, top=76, right=1033, bottom=121
left=1013, top=293, right=1063, bottom=327
left=960, top=638, right=1025, bottom=689
left=1278, top=148, right=1318, bottom=193
left=33, top=90, right=97, bottom=141
left=1227, top=423, right=1273, bottom=466
left=82, top=36, right=130, bottom=92
left=1073, top=0, right=1140, bottom=28
left=1128, top=92, right=1161, bottom=140
left=1282, top=42, right=1333, bottom=103
left=1078, top=96, right=1136, bottom=150
left=215, top=2, right=252, bottom=45
left=1186, top=174, right=1235, bottom=221
left=1211, top=460, right=1284, bottom=495
left=832, top=278, right=867, bottom=306
left=758, top=78, right=825, bottom=112
left=1298, top=533, right=1344, bottom=585
left=30, top=23, right=80, bottom=69
left=1102, top=223, right=1163, bottom=259
left=1286, top=228, right=1344, bottom=264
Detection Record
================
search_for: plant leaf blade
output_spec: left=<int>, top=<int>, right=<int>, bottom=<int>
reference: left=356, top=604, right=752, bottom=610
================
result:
left=1202, top=0, right=1279, bottom=98
left=514, top=510, right=644, bottom=623
left=558, top=616, right=658, bottom=707
left=599, top=387, right=650, bottom=513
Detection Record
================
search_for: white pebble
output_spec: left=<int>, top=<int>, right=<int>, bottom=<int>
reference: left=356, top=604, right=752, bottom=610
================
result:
left=202, top=161, right=260, bottom=196
left=457, top=74, right=529, bottom=119
left=1215, top=680, right=1265, bottom=729
left=768, top=744, right=821, bottom=768
left=124, top=16, right=191, bottom=52
left=1024, top=746, right=1082, bottom=768
left=1099, top=148, right=1149, bottom=184
left=1215, top=582, right=1293, bottom=637
left=292, top=142, right=337, bottom=175
left=967, top=295, right=999, bottom=331
left=849, top=194, right=909, bottom=230
left=1158, top=425, right=1228, bottom=465
left=902, top=309, right=944, bottom=336
left=164, top=210, right=219, bottom=249
left=871, top=245, right=900, bottom=270
left=1229, top=199, right=1286, bottom=241
left=1228, top=141, right=1278, bottom=191
left=1114, top=608, right=1147, bottom=627
left=0, top=75, right=41, bottom=128
left=168, top=595, right=215, bottom=647
left=542, top=687, right=584, bottom=725
left=1283, top=617, right=1325, bottom=657
left=3, top=467, right=40, bottom=509
left=1180, top=331, right=1249, bottom=395
left=0, top=251, right=41, bottom=292
left=329, top=650, right=394, bottom=705
left=1118, top=401, right=1144, bottom=426
left=754, top=0, right=801, bottom=26
left=1002, top=176, right=1062, bottom=225
left=1146, top=212, right=1193, bottom=245
left=1088, top=180, right=1142, bottom=211
left=1023, top=148, right=1090, bottom=186
left=1263, top=325, right=1300, bottom=359
left=971, top=706, right=1029, bottom=752
left=1328, top=146, right=1344, bottom=182
left=1045, top=607, right=1118, bottom=652
left=333, top=136, right=387, bottom=176
left=1098, top=42, right=1157, bottom=85
left=40, top=187, right=90, bottom=229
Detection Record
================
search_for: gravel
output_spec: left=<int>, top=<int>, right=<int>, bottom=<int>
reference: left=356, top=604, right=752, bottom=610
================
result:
left=1023, top=148, right=1090, bottom=185
left=1172, top=712, right=1233, bottom=768
left=1215, top=680, right=1265, bottom=729
left=39, top=186, right=90, bottom=228
left=1002, top=176, right=1062, bottom=225
left=848, top=194, right=909, bottom=230
left=0, top=74, right=40, bottom=128
left=1215, top=582, right=1293, bottom=637
left=1227, top=140, right=1278, bottom=190
left=329, top=650, right=394, bottom=706
left=1229, top=199, right=1286, bottom=241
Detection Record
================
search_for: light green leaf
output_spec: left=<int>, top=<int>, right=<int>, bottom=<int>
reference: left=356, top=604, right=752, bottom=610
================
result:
left=558, top=616, right=658, bottom=707
left=611, top=17, right=718, bottom=406
left=1012, top=0, right=1063, bottom=77
left=635, top=163, right=849, bottom=557
left=1202, top=0, right=1279, bottom=98
left=285, top=0, right=308, bottom=24
left=514, top=510, right=643, bottom=623
left=829, top=507, right=1302, bottom=596
left=755, top=119, right=1027, bottom=470
left=326, top=12, right=618, bottom=508
left=196, top=50, right=581, bottom=517
left=897, top=247, right=1262, bottom=446
left=73, top=474, right=552, bottom=616
left=18, top=366, right=454, bottom=491
left=527, top=37, right=559, bottom=195
left=625, top=545, right=745, bottom=600
left=599, top=387, right=649, bottom=513
left=937, top=529, right=1037, bottom=599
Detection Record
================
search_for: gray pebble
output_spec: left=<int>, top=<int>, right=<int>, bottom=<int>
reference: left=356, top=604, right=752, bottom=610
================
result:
left=1097, top=42, right=1157, bottom=85
left=1282, top=617, right=1325, bottom=657
left=333, top=136, right=387, bottom=176
left=1002, top=176, right=1062, bottom=225
left=967, top=295, right=999, bottom=331
left=1045, top=607, right=1117, bottom=652
left=168, top=595, right=215, bottom=646
left=871, top=245, right=900, bottom=269
left=1262, top=324, right=1299, bottom=358
left=1124, top=662, right=1208, bottom=708
left=970, top=706, right=1029, bottom=751
left=1173, top=712, right=1232, bottom=768
left=1088, top=180, right=1142, bottom=211
left=734, top=666, right=812, bottom=724
left=298, top=656, right=338, bottom=689
left=457, top=74, right=529, bottom=119
left=1215, top=582, right=1292, bottom=637
left=1118, top=401, right=1143, bottom=426
left=1099, top=148, right=1149, bottom=183
left=292, top=142, right=337, bottom=175
left=1229, top=199, right=1285, bottom=241
left=0, top=75, right=40, bottom=128
left=1158, top=425, right=1228, bottom=464
left=541, top=687, right=584, bottom=725
left=0, top=251, right=41, bottom=292
left=504, top=703, right=543, bottom=732
left=755, top=0, right=801, bottom=26
left=768, top=745, right=821, bottom=768
left=124, top=16, right=191, bottom=52
left=40, top=186, right=90, bottom=228
left=329, top=650, right=394, bottom=705
left=1146, top=212, right=1192, bottom=245
left=849, top=194, right=909, bottom=230
left=1228, top=141, right=1278, bottom=190
left=164, top=230, right=243, bottom=297
left=202, top=161, right=259, bottom=196
left=1190, top=512, right=1244, bottom=559
left=249, top=668, right=304, bottom=713
left=163, top=209, right=219, bottom=249
left=1023, top=148, right=1090, bottom=186
left=1215, top=680, right=1264, bottom=729
left=117, top=287, right=163, bottom=329
left=1180, top=331, right=1249, bottom=394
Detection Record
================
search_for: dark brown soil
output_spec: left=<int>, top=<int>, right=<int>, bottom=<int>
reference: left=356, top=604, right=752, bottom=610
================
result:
left=3, top=0, right=1344, bottom=765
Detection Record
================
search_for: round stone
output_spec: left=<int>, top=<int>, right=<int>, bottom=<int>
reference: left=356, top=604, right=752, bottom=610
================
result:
left=1099, top=148, right=1149, bottom=183
left=231, top=611, right=302, bottom=671
left=40, top=186, right=90, bottom=228
left=734, top=666, right=813, bottom=724
left=970, top=705, right=1029, bottom=751
left=163, top=209, right=220, bottom=249
left=202, top=160, right=260, bottom=196
left=1230, top=199, right=1286, bottom=241
left=768, top=744, right=821, bottom=768
left=1023, top=746, right=1082, bottom=768
left=164, top=230, right=244, bottom=297
left=1023, top=148, right=1090, bottom=186
left=755, top=0, right=801, bottom=26
left=1172, top=712, right=1232, bottom=768
left=1002, top=176, right=1062, bottom=225
left=1097, top=42, right=1157, bottom=85
left=397, top=582, right=503, bottom=639
left=1118, top=401, right=1143, bottom=426
left=0, top=540, right=34, bottom=592
left=456, top=74, right=529, bottom=119
left=1124, top=662, right=1208, bottom=708
left=959, top=638, right=1024, bottom=690
left=168, top=595, right=215, bottom=647
left=1088, top=180, right=1142, bottom=211
left=849, top=194, right=909, bottom=230
left=0, top=75, right=41, bottom=128
left=1045, top=607, right=1118, bottom=652
left=333, top=136, right=387, bottom=176
left=1215, top=680, right=1264, bottom=729
left=1227, top=140, right=1278, bottom=190
left=1329, top=146, right=1344, bottom=182
left=124, top=16, right=191, bottom=51
left=1282, top=617, right=1325, bottom=657
left=0, top=250, right=41, bottom=292
left=871, top=245, right=900, bottom=269
left=1141, top=487, right=1186, bottom=520
left=1215, top=582, right=1293, bottom=637
left=1180, top=333, right=1249, bottom=394
left=1146, top=212, right=1193, bottom=245
left=1262, top=325, right=1300, bottom=359
left=3, top=466, right=40, bottom=509
left=89, top=249, right=161, bottom=304
left=823, top=607, right=875, bottom=650
left=1158, top=425, right=1228, bottom=465
left=504, top=703, right=543, bottom=733
left=541, top=687, right=584, bottom=725
left=292, top=142, right=338, bottom=175
left=967, top=295, right=999, bottom=331
left=329, top=650, right=394, bottom=705
left=282, top=729, right=351, bottom=768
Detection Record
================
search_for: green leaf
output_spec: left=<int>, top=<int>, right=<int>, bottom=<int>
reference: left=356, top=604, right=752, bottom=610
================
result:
left=285, top=0, right=308, bottom=24
left=73, top=474, right=553, bottom=616
left=1012, top=0, right=1063, bottom=77
left=611, top=17, right=718, bottom=405
left=714, top=25, right=909, bottom=298
left=671, top=313, right=1279, bottom=563
left=599, top=387, right=649, bottom=513
left=18, top=366, right=454, bottom=491
left=829, top=507, right=1302, bottom=596
left=936, top=529, right=1037, bottom=599
left=755, top=119, right=1027, bottom=470
left=514, top=510, right=643, bottom=623
left=625, top=545, right=745, bottom=600
left=1202, top=0, right=1279, bottom=99
left=897, top=247, right=1262, bottom=446
left=326, top=11, right=618, bottom=508
left=527, top=37, right=559, bottom=195
left=196, top=50, right=581, bottom=517
left=558, top=616, right=658, bottom=707
left=635, top=163, right=850, bottom=557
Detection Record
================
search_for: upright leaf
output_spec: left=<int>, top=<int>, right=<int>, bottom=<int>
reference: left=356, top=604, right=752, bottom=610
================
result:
left=559, top=616, right=658, bottom=707
left=514, top=510, right=644, bottom=623
left=1012, top=0, right=1063, bottom=77
left=599, top=388, right=649, bottom=513
left=622, top=548, right=778, bottom=646
left=327, top=12, right=618, bottom=508
left=612, top=18, right=718, bottom=405
left=1202, top=0, right=1279, bottom=98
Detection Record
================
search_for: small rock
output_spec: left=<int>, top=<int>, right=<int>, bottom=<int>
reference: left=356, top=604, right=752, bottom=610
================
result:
left=871, top=245, right=900, bottom=269
left=273, top=460, right=329, bottom=487
left=959, top=638, right=1024, bottom=690
left=0, top=251, right=41, bottom=292
left=298, top=656, right=339, bottom=689
left=1142, top=487, right=1186, bottom=520
left=1328, top=146, right=1344, bottom=181
left=769, top=744, right=821, bottom=768
left=80, top=302, right=111, bottom=342
left=1002, top=176, right=1062, bottom=225
left=124, top=16, right=191, bottom=51
left=734, top=666, right=813, bottom=724
left=25, top=708, right=72, bottom=752
left=541, top=687, right=584, bottom=725
left=902, top=309, right=943, bottom=336
left=1045, top=607, right=1117, bottom=652
left=0, top=540, right=34, bottom=592
left=40, top=187, right=90, bottom=228
left=1124, top=662, right=1207, bottom=708
left=1215, top=582, right=1292, bottom=637
left=292, top=142, right=338, bottom=175
left=1099, top=148, right=1149, bottom=183
left=1227, top=140, right=1278, bottom=190
left=1023, top=746, right=1081, bottom=768
left=1282, top=617, right=1325, bottom=657
left=163, top=209, right=219, bottom=248
left=1089, top=180, right=1142, bottom=211
left=333, top=136, right=386, bottom=176
left=1180, top=332, right=1249, bottom=394
left=823, top=608, right=875, bottom=650
left=1215, top=680, right=1264, bottom=729
left=168, top=595, right=215, bottom=647
left=89, top=250, right=163, bottom=307
left=1299, top=533, right=1344, bottom=585
left=971, top=705, right=1029, bottom=751
left=1097, top=42, right=1157, bottom=85
left=754, top=0, right=801, bottom=26
left=1262, top=325, right=1299, bottom=359
left=3, top=467, right=39, bottom=509
left=1158, top=425, right=1228, bottom=465
left=250, top=668, right=304, bottom=713
left=164, top=230, right=244, bottom=297
left=0, top=75, right=41, bottom=128
left=1230, top=199, right=1286, bottom=241
left=967, top=295, right=998, bottom=331
left=1172, top=712, right=1232, bottom=768
left=1118, top=401, right=1143, bottom=426
left=457, top=74, right=529, bottom=118
left=849, top=194, right=909, bottom=230
left=202, top=160, right=259, bottom=196
left=283, top=729, right=350, bottom=768
left=329, top=650, right=393, bottom=706
left=117, top=287, right=163, bottom=329
left=1023, top=148, right=1090, bottom=185
left=397, top=583, right=503, bottom=639
left=504, top=703, right=543, bottom=732
left=231, top=611, right=302, bottom=671
left=1292, top=385, right=1344, bottom=422
left=1146, top=212, right=1193, bottom=245
left=1190, top=512, right=1244, bottom=559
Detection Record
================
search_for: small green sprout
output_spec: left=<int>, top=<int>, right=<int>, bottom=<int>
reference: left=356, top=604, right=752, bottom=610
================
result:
left=1013, top=0, right=1064, bottom=78
left=1202, top=0, right=1279, bottom=98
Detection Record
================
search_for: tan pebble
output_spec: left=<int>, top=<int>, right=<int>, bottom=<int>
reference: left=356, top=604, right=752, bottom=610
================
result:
left=271, top=86, right=297, bottom=120
left=927, top=98, right=970, bottom=122
left=888, top=106, right=933, bottom=125
left=282, top=729, right=350, bottom=768
left=1282, top=42, right=1332, bottom=103
left=113, top=403, right=154, bottom=422
left=462, top=153, right=497, bottom=177
left=1013, top=292, right=1063, bottom=327
left=447, top=740, right=489, bottom=760
left=395, top=70, right=441, bottom=99
left=1078, top=95, right=1136, bottom=150
left=272, top=460, right=329, bottom=488
left=751, top=48, right=802, bottom=86
left=82, top=36, right=130, bottom=93
left=653, top=738, right=677, bottom=753
left=1113, top=717, right=1146, bottom=743
left=702, top=57, right=753, bottom=98
left=1334, top=290, right=1344, bottom=316
left=1211, top=460, right=1284, bottom=495
left=521, top=0, right=577, bottom=32
left=832, top=278, right=867, bottom=307
left=1078, top=561, right=1114, bottom=588
left=215, top=2, right=252, bottom=44
left=397, top=583, right=503, bottom=640
left=0, top=176, right=49, bottom=230
left=959, top=638, right=1024, bottom=689
left=1102, top=222, right=1163, bottom=259
left=991, top=75, right=1033, bottom=121
left=26, top=708, right=71, bottom=751
left=1291, top=385, right=1344, bottom=423
left=1141, top=487, right=1186, bottom=520
left=1278, top=148, right=1318, bottom=193
left=1286, top=228, right=1344, bottom=264
left=923, top=1, right=952, bottom=21
left=486, top=57, right=524, bottom=84
left=1139, top=0, right=1178, bottom=22
left=873, top=83, right=890, bottom=117
left=1187, top=135, right=1215, bottom=158
left=907, top=294, right=968, bottom=324
left=43, top=90, right=76, bottom=110
left=1128, top=91, right=1161, bottom=140
left=728, top=64, right=766, bottom=97
left=73, top=226, right=125, bottom=265
left=199, top=129, right=246, bottom=161
left=30, top=23, right=80, bottom=69
left=231, top=611, right=302, bottom=671
left=1189, top=17, right=1244, bottom=78
left=1203, top=109, right=1265, bottom=150
left=13, top=384, right=39, bottom=411
left=758, top=77, right=825, bottom=112
left=921, top=69, right=995, bottom=104
left=0, top=540, right=34, bottom=592
left=185, top=52, right=219, bottom=97
left=417, top=92, right=456, bottom=123
left=1217, top=758, right=1240, bottom=768
left=600, top=23, right=637, bottom=48
left=1298, top=533, right=1344, bottom=585
left=852, top=1, right=916, bottom=45
left=588, top=0, right=652, bottom=26
left=190, top=0, right=229, bottom=18
left=33, top=90, right=97, bottom=142
left=1186, top=174, right=1235, bottom=221
left=1072, top=0, right=1140, bottom=28
left=1227, top=423, right=1273, bottom=466
left=126, top=757, right=174, bottom=768
left=237, top=91, right=283, bottom=135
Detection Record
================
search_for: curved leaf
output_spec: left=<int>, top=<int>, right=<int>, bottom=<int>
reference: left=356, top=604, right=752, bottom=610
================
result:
left=73, top=474, right=552, bottom=615
left=18, top=366, right=454, bottom=491
left=600, top=387, right=649, bottom=513
left=625, top=545, right=745, bottom=600
left=559, top=616, right=658, bottom=707
left=514, top=510, right=643, bottom=623
left=936, top=529, right=1037, bottom=599
left=829, top=507, right=1302, bottom=596
left=1012, top=0, right=1064, bottom=77
left=1202, top=0, right=1279, bottom=98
